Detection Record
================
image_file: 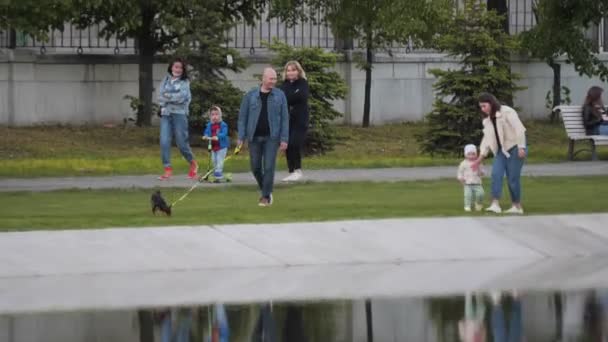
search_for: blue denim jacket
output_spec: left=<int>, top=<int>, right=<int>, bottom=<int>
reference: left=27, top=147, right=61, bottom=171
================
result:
left=237, top=87, right=289, bottom=143
left=158, top=75, right=191, bottom=115
left=203, top=121, right=230, bottom=149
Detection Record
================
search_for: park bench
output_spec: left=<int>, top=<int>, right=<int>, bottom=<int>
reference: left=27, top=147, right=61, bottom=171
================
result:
left=553, top=105, right=608, bottom=161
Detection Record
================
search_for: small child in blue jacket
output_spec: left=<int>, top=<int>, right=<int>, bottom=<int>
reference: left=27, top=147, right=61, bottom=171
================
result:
left=203, top=106, right=230, bottom=181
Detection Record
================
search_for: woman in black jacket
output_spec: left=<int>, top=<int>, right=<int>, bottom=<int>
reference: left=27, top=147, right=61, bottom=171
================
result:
left=281, top=61, right=310, bottom=181
left=583, top=86, right=608, bottom=136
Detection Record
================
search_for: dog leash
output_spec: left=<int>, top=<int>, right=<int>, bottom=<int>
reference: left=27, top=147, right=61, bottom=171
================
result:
left=170, top=144, right=242, bottom=208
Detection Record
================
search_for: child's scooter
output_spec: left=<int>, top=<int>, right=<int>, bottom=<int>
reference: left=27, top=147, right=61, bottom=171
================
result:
left=201, top=136, right=233, bottom=183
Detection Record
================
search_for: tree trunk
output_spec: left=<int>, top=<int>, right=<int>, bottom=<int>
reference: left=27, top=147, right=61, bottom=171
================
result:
left=554, top=293, right=563, bottom=341
left=282, top=305, right=308, bottom=342
left=488, top=0, right=514, bottom=105
left=362, top=41, right=373, bottom=128
left=365, top=299, right=373, bottom=342
left=550, top=60, right=561, bottom=121
left=137, top=0, right=155, bottom=127
left=8, top=28, right=17, bottom=49
left=137, top=310, right=154, bottom=342
left=334, top=35, right=354, bottom=51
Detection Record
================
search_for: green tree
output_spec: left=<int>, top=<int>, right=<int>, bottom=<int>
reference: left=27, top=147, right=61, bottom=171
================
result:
left=1, top=0, right=75, bottom=44
left=172, top=0, right=250, bottom=139
left=487, top=0, right=509, bottom=32
left=70, top=0, right=267, bottom=126
left=267, top=39, right=348, bottom=154
left=521, top=0, right=608, bottom=121
left=419, top=0, right=523, bottom=155
left=4, top=0, right=268, bottom=126
left=272, top=0, right=450, bottom=127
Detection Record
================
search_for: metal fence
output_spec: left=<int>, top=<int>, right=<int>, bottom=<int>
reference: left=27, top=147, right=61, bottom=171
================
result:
left=2, top=0, right=607, bottom=55
left=508, top=0, right=536, bottom=34
left=224, top=7, right=336, bottom=55
left=0, top=6, right=336, bottom=55
left=0, top=23, right=136, bottom=55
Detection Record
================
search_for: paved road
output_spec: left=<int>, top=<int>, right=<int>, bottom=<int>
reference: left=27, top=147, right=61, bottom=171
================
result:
left=1, top=162, right=607, bottom=192
left=1, top=213, right=607, bottom=314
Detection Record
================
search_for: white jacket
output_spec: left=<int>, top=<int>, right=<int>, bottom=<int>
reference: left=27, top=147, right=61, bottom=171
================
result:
left=480, top=105, right=527, bottom=158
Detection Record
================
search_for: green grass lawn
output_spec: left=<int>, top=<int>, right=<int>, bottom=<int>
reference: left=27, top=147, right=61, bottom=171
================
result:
left=1, top=176, right=606, bottom=232
left=1, top=121, right=607, bottom=178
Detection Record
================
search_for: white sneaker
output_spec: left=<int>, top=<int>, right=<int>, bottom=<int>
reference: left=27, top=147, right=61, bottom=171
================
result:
left=291, top=169, right=303, bottom=181
left=485, top=203, right=502, bottom=214
left=505, top=206, right=524, bottom=215
left=282, top=173, right=295, bottom=182
left=464, top=206, right=472, bottom=212
left=475, top=203, right=484, bottom=211
left=268, top=194, right=273, bottom=205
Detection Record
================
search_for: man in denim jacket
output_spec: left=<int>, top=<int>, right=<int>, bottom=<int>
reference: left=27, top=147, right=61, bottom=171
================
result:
left=237, top=68, right=289, bottom=206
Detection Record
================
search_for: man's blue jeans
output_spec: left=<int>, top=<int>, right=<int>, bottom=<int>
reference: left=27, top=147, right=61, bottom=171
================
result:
left=160, top=114, right=194, bottom=168
left=248, top=136, right=279, bottom=198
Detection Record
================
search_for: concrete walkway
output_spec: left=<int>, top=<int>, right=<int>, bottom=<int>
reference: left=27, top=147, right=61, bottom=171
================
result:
left=1, top=214, right=607, bottom=314
left=1, top=162, right=607, bottom=192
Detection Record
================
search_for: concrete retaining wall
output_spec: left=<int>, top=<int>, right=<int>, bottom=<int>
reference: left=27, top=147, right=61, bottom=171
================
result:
left=2, top=50, right=608, bottom=126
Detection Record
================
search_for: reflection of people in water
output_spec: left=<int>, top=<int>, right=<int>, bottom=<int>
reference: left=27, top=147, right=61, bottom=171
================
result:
left=458, top=292, right=487, bottom=342
left=160, top=308, right=193, bottom=342
left=490, top=291, right=523, bottom=342
left=210, top=303, right=230, bottom=342
left=584, top=290, right=607, bottom=342
left=283, top=305, right=309, bottom=342
left=251, top=303, right=278, bottom=342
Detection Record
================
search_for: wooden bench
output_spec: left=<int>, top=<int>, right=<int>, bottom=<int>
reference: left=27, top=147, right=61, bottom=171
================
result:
left=554, top=105, right=608, bottom=160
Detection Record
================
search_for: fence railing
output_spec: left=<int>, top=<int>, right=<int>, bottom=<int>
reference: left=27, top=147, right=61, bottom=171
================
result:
left=0, top=23, right=136, bottom=55
left=2, top=1, right=607, bottom=55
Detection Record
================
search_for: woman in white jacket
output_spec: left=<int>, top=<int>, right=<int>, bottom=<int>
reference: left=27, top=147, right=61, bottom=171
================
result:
left=473, top=93, right=527, bottom=214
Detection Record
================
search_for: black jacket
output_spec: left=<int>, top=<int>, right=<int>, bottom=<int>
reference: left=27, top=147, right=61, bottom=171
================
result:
left=280, top=78, right=310, bottom=132
left=582, top=104, right=604, bottom=135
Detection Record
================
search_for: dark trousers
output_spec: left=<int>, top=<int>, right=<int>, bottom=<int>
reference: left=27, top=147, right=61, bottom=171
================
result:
left=286, top=129, right=306, bottom=173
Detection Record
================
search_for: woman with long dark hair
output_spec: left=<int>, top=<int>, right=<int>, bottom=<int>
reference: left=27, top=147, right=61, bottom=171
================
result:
left=157, top=58, right=198, bottom=180
left=583, top=86, right=608, bottom=136
left=473, top=93, right=527, bottom=214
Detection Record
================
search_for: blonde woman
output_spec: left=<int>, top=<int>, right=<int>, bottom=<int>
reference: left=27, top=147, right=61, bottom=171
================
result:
left=280, top=61, right=310, bottom=182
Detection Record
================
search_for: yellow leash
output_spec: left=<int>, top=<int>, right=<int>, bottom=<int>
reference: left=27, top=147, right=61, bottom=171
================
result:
left=170, top=144, right=242, bottom=208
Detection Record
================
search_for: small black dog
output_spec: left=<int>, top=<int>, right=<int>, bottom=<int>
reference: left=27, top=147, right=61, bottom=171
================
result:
left=151, top=190, right=172, bottom=216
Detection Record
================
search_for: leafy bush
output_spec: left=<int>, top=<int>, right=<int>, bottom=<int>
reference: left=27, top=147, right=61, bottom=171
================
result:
left=188, top=78, right=244, bottom=145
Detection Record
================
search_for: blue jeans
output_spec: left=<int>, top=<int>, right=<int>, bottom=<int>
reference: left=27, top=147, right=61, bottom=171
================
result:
left=212, top=148, right=228, bottom=178
left=160, top=114, right=194, bottom=168
left=491, top=300, right=522, bottom=342
left=214, top=303, right=230, bottom=342
left=249, top=136, right=280, bottom=198
left=491, top=146, right=526, bottom=203
left=464, top=184, right=485, bottom=208
left=599, top=123, right=608, bottom=135
left=161, top=310, right=192, bottom=342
